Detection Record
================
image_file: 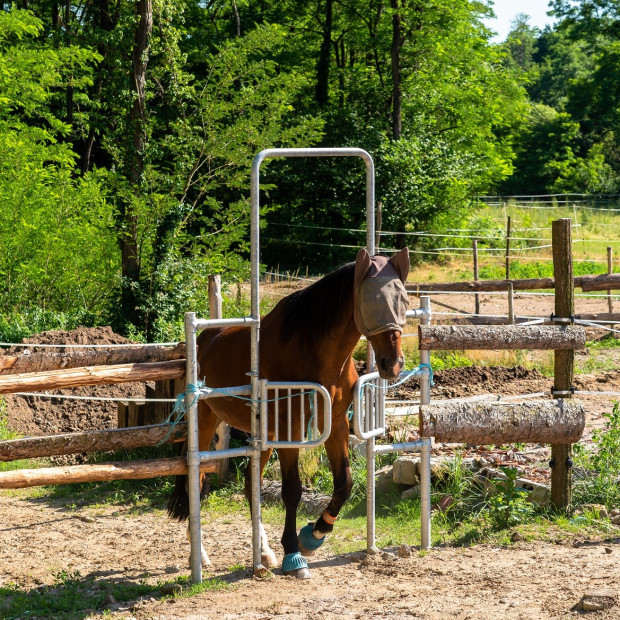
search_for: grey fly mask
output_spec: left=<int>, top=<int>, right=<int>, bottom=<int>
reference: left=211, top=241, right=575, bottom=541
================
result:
left=353, top=247, right=410, bottom=337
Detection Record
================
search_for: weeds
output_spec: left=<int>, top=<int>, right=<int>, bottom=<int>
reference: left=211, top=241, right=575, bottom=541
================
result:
left=573, top=402, right=620, bottom=509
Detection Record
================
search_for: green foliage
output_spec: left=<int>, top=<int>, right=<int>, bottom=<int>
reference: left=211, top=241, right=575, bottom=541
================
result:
left=573, top=402, right=620, bottom=508
left=487, top=467, right=535, bottom=529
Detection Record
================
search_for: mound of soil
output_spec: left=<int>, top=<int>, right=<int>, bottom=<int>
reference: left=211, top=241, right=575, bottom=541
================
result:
left=2, top=327, right=147, bottom=440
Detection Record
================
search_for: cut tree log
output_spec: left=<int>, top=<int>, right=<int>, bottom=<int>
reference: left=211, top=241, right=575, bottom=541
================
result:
left=419, top=399, right=585, bottom=445
left=418, top=324, right=585, bottom=350
left=0, top=423, right=188, bottom=462
left=0, top=344, right=185, bottom=375
left=0, top=360, right=185, bottom=394
left=0, top=457, right=217, bottom=489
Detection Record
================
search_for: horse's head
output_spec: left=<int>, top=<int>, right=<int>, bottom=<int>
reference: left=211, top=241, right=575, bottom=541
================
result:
left=354, top=247, right=410, bottom=380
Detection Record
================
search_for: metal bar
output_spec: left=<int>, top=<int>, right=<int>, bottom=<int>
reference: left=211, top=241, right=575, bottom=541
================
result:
left=199, top=446, right=252, bottom=461
left=366, top=434, right=377, bottom=554
left=287, top=388, right=292, bottom=442
left=373, top=439, right=431, bottom=454
left=197, top=385, right=252, bottom=400
left=274, top=388, right=279, bottom=441
left=300, top=389, right=305, bottom=441
left=419, top=296, right=432, bottom=550
left=260, top=379, right=268, bottom=451
left=193, top=317, right=258, bottom=331
left=185, top=312, right=203, bottom=584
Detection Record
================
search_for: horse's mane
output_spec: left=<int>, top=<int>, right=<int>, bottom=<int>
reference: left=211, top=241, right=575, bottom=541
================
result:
left=276, top=261, right=355, bottom=346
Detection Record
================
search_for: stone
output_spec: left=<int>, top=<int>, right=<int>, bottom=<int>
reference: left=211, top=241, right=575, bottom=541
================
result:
left=375, top=465, right=396, bottom=494
left=579, top=589, right=616, bottom=612
left=605, top=547, right=613, bottom=554
left=392, top=456, right=419, bottom=486
left=401, top=485, right=421, bottom=500
left=397, top=545, right=412, bottom=558
left=610, top=508, right=620, bottom=517
left=511, top=531, right=524, bottom=542
left=164, top=565, right=180, bottom=574
left=104, top=594, right=116, bottom=605
left=612, top=515, right=620, bottom=525
left=580, top=504, right=609, bottom=519
left=160, top=583, right=182, bottom=596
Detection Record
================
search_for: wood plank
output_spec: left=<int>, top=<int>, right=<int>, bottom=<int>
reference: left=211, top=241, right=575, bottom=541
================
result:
left=0, top=423, right=188, bottom=461
left=0, top=360, right=185, bottom=394
left=0, top=457, right=217, bottom=489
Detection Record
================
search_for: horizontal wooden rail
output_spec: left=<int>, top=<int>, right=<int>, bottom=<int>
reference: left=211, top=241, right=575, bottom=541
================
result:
left=0, top=360, right=185, bottom=394
left=419, top=399, right=585, bottom=445
left=418, top=325, right=586, bottom=350
left=0, top=457, right=217, bottom=489
left=0, top=344, right=186, bottom=375
left=407, top=272, right=620, bottom=294
left=0, top=423, right=188, bottom=462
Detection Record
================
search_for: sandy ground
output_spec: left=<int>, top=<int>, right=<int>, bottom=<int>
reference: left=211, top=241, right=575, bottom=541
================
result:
left=0, top=495, right=619, bottom=619
left=2, top=297, right=620, bottom=619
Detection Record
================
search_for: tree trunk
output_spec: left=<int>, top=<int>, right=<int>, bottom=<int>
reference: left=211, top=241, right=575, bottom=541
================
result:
left=418, top=324, right=585, bottom=351
left=0, top=360, right=185, bottom=394
left=0, top=423, right=187, bottom=461
left=419, top=400, right=585, bottom=445
left=390, top=0, right=402, bottom=140
left=0, top=344, right=185, bottom=375
left=315, top=0, right=333, bottom=106
left=120, top=0, right=153, bottom=328
left=0, top=457, right=217, bottom=489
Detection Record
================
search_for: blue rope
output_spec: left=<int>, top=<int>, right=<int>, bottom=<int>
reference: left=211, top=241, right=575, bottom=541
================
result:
left=358, top=361, right=435, bottom=403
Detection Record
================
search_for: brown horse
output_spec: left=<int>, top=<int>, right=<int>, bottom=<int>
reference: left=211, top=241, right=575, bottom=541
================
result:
left=168, top=247, right=410, bottom=578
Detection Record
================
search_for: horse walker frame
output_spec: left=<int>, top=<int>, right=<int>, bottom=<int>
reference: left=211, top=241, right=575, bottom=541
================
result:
left=183, top=147, right=433, bottom=583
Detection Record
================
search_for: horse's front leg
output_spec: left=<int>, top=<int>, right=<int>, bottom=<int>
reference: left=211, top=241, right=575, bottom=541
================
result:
left=244, top=447, right=278, bottom=570
left=298, top=417, right=352, bottom=557
left=277, top=447, right=311, bottom=579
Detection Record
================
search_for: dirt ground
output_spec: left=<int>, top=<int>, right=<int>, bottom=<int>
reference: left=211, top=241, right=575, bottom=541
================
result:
left=2, top=296, right=620, bottom=619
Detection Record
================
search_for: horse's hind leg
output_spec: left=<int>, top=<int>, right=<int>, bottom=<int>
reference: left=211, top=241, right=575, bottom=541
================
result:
left=298, top=416, right=352, bottom=557
left=244, top=447, right=279, bottom=569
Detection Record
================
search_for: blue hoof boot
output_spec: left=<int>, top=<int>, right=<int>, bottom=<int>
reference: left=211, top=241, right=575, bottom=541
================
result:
left=298, top=523, right=325, bottom=557
left=282, top=552, right=311, bottom=579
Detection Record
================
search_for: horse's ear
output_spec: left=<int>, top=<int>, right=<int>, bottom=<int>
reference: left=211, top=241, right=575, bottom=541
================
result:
left=389, top=247, right=410, bottom=283
left=355, top=248, right=372, bottom=287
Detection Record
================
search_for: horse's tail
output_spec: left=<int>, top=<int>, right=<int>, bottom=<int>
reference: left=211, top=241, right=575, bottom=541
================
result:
left=166, top=445, right=209, bottom=522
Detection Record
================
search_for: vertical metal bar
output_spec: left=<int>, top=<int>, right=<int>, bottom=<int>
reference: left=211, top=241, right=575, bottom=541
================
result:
left=249, top=155, right=262, bottom=575
left=366, top=434, right=377, bottom=553
left=313, top=390, right=319, bottom=439
left=419, top=296, right=432, bottom=550
left=274, top=389, right=279, bottom=441
left=185, top=312, right=202, bottom=584
left=473, top=239, right=480, bottom=316
left=287, top=388, right=292, bottom=442
left=300, top=389, right=305, bottom=441
left=260, top=380, right=268, bottom=451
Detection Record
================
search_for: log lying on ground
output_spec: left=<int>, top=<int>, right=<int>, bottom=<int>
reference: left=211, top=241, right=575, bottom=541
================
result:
left=0, top=360, right=185, bottom=394
left=447, top=313, right=620, bottom=326
left=0, top=344, right=186, bottom=375
left=0, top=423, right=188, bottom=462
left=419, top=399, right=585, bottom=445
left=406, top=272, right=620, bottom=294
left=418, top=324, right=586, bottom=350
left=0, top=457, right=217, bottom=489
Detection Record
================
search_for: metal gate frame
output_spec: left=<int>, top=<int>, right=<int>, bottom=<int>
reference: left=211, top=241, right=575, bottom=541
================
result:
left=352, top=297, right=433, bottom=552
left=186, top=148, right=377, bottom=583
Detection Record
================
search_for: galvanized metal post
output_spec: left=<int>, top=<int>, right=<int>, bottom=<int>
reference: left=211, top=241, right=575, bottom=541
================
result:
left=185, top=311, right=203, bottom=583
left=419, top=296, right=432, bottom=550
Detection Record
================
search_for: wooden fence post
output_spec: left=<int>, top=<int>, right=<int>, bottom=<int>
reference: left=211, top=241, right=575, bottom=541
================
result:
left=473, top=240, right=480, bottom=316
left=551, top=218, right=574, bottom=511
left=209, top=275, right=230, bottom=483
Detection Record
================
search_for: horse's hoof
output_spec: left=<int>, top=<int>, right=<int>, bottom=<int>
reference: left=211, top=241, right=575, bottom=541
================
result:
left=281, top=552, right=310, bottom=578
left=291, top=567, right=312, bottom=579
left=298, top=523, right=324, bottom=557
left=261, top=548, right=278, bottom=569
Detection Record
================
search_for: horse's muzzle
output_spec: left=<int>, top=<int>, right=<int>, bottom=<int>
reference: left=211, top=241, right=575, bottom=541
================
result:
left=377, top=355, right=404, bottom=380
